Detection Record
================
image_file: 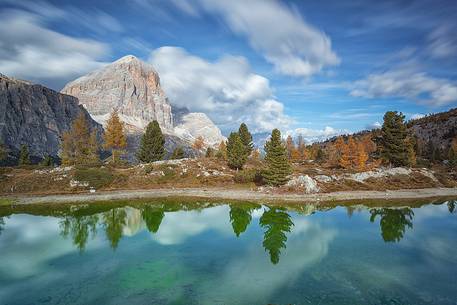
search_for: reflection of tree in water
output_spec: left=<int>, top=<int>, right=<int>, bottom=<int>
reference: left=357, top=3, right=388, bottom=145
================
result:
left=229, top=204, right=259, bottom=237
left=448, top=201, right=456, bottom=214
left=0, top=217, right=5, bottom=236
left=60, top=215, right=99, bottom=252
left=141, top=206, right=165, bottom=233
left=259, top=207, right=294, bottom=264
left=370, top=208, right=414, bottom=243
left=103, top=208, right=127, bottom=250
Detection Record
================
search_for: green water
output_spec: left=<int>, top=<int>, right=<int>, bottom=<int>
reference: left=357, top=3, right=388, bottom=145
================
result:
left=0, top=199, right=456, bottom=304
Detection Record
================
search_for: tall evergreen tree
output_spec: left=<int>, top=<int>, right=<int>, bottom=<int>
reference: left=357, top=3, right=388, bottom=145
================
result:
left=137, top=120, right=165, bottom=163
left=378, top=111, right=410, bottom=166
left=0, top=142, right=8, bottom=161
left=60, top=113, right=99, bottom=166
left=19, top=144, right=31, bottom=165
left=238, top=123, right=253, bottom=157
left=263, top=129, right=292, bottom=186
left=226, top=132, right=247, bottom=169
left=103, top=110, right=127, bottom=163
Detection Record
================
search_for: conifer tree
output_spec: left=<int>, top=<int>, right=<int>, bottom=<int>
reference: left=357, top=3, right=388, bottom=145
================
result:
left=215, top=141, right=227, bottom=160
left=378, top=111, right=410, bottom=166
left=356, top=142, right=368, bottom=171
left=406, top=137, right=417, bottom=167
left=103, top=110, right=127, bottom=163
left=226, top=132, right=247, bottom=169
left=263, top=129, right=292, bottom=186
left=40, top=155, right=54, bottom=167
left=19, top=144, right=31, bottom=165
left=347, top=136, right=358, bottom=167
left=238, top=123, right=253, bottom=157
left=171, top=147, right=185, bottom=159
left=137, top=120, right=165, bottom=163
left=448, top=138, right=457, bottom=168
left=335, top=137, right=350, bottom=169
left=61, top=113, right=99, bottom=166
left=205, top=147, right=214, bottom=158
left=0, top=142, right=8, bottom=161
left=192, top=136, right=205, bottom=152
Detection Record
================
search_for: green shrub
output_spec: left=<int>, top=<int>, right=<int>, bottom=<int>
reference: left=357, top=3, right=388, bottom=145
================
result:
left=234, top=169, right=262, bottom=184
left=74, top=168, right=114, bottom=189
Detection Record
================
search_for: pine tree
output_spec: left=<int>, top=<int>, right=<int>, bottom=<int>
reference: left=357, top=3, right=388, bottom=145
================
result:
left=238, top=123, right=253, bottom=157
left=406, top=137, right=416, bottom=167
left=60, top=113, right=99, bottom=166
left=205, top=147, right=214, bottom=158
left=215, top=141, right=227, bottom=160
left=378, top=111, right=410, bottom=166
left=448, top=138, right=457, bottom=168
left=226, top=132, right=247, bottom=170
left=19, top=144, right=31, bottom=165
left=263, top=129, right=292, bottom=186
left=103, top=110, right=127, bottom=163
left=40, top=155, right=54, bottom=167
left=0, top=142, right=8, bottom=161
left=137, top=120, right=165, bottom=163
left=171, top=147, right=185, bottom=159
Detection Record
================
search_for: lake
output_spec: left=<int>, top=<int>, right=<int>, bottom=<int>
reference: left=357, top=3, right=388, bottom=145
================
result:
left=0, top=199, right=456, bottom=304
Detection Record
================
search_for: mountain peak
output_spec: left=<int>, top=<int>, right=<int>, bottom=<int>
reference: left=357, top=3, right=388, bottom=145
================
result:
left=114, top=55, right=141, bottom=64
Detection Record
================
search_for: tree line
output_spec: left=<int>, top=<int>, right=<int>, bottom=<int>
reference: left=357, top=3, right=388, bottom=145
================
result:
left=3, top=110, right=456, bottom=178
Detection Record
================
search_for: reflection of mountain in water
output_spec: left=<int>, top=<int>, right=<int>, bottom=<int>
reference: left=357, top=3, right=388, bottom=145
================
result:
left=8, top=200, right=453, bottom=262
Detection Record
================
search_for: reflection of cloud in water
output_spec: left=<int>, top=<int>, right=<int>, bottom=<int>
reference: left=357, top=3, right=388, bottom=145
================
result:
left=201, top=217, right=337, bottom=304
left=0, top=215, right=99, bottom=279
left=152, top=205, right=233, bottom=245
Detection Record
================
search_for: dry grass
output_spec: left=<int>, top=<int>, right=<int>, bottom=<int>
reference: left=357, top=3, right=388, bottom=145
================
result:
left=0, top=158, right=455, bottom=195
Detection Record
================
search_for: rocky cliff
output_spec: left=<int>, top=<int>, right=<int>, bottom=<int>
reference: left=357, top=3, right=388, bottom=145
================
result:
left=0, top=74, right=101, bottom=159
left=62, top=55, right=225, bottom=151
left=62, top=55, right=173, bottom=133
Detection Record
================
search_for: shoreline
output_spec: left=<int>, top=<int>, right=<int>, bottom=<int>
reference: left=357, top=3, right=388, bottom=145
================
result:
left=3, top=187, right=457, bottom=205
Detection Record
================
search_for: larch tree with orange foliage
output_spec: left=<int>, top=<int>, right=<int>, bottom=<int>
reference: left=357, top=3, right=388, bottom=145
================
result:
left=192, top=136, right=206, bottom=153
left=347, top=136, right=358, bottom=168
left=356, top=142, right=369, bottom=170
left=335, top=136, right=350, bottom=169
left=104, top=110, right=127, bottom=163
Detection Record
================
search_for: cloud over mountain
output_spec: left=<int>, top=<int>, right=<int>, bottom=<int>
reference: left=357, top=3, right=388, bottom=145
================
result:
left=149, top=46, right=291, bottom=133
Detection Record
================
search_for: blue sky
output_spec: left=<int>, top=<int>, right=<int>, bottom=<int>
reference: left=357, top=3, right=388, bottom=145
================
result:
left=1, top=0, right=457, bottom=140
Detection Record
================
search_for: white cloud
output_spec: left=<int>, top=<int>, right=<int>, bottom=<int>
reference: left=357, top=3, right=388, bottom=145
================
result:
left=351, top=67, right=457, bottom=106
left=173, top=0, right=340, bottom=77
left=427, top=25, right=457, bottom=59
left=0, top=9, right=109, bottom=88
left=149, top=46, right=291, bottom=132
left=286, top=126, right=347, bottom=143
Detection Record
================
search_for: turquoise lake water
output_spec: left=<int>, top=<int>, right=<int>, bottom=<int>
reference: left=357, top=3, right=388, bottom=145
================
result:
left=0, top=199, right=456, bottom=304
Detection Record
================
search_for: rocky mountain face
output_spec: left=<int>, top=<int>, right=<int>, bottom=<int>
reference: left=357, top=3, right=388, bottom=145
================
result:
left=61, top=55, right=225, bottom=152
left=0, top=74, right=101, bottom=160
left=408, top=109, right=457, bottom=153
left=62, top=55, right=173, bottom=133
